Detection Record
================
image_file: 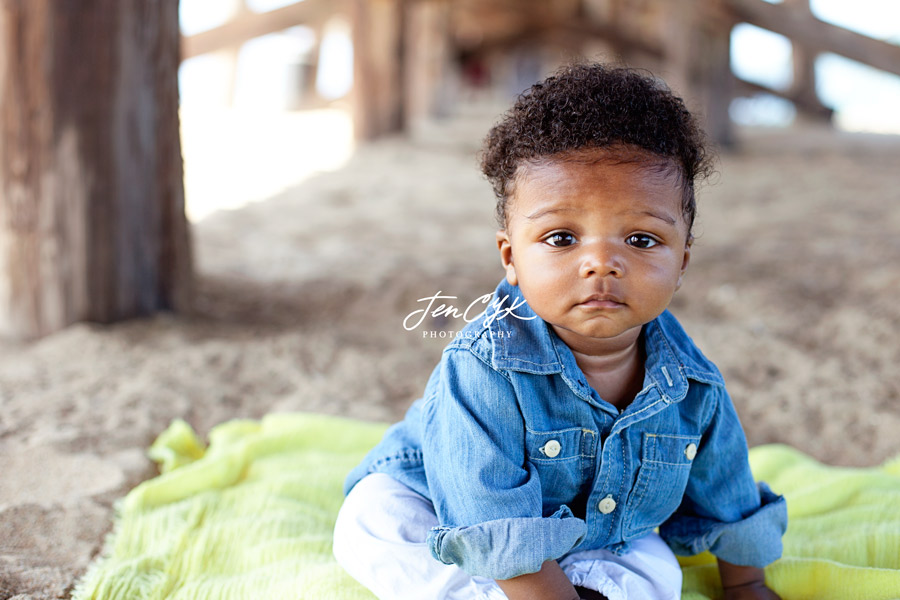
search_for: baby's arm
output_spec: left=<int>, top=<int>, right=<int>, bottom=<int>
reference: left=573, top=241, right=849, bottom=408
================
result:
left=495, top=560, right=581, bottom=600
left=718, top=559, right=781, bottom=600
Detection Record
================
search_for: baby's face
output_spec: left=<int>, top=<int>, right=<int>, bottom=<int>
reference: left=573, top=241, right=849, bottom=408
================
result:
left=496, top=151, right=692, bottom=356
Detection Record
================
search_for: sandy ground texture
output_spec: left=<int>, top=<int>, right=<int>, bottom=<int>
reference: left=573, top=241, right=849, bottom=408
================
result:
left=1, top=116, right=899, bottom=599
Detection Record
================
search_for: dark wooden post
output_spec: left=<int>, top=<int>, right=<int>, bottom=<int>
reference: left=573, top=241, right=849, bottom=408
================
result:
left=784, top=0, right=831, bottom=121
left=660, top=0, right=736, bottom=147
left=405, top=0, right=451, bottom=127
left=660, top=0, right=696, bottom=104
left=0, top=0, right=192, bottom=340
left=351, top=0, right=407, bottom=140
left=696, top=11, right=737, bottom=148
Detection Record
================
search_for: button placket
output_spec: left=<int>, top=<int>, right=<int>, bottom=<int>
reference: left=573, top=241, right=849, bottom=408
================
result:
left=598, top=494, right=617, bottom=514
left=540, top=439, right=561, bottom=458
left=684, top=443, right=697, bottom=461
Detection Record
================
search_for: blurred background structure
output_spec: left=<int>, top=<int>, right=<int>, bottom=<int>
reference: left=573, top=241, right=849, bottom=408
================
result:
left=0, top=1, right=193, bottom=341
left=177, top=0, right=900, bottom=140
left=2, top=0, right=899, bottom=341
left=2, top=2, right=900, bottom=598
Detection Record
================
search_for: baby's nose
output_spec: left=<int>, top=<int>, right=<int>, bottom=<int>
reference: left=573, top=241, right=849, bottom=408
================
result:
left=578, top=241, right=624, bottom=278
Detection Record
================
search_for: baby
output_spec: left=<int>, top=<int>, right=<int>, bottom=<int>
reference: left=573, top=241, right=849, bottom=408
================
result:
left=334, top=63, right=787, bottom=600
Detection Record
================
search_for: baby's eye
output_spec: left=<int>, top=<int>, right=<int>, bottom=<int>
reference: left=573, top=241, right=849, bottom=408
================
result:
left=626, top=234, right=659, bottom=249
left=545, top=232, right=576, bottom=247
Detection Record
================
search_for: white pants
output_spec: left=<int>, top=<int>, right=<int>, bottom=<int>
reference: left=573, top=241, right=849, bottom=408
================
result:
left=333, top=474, right=683, bottom=600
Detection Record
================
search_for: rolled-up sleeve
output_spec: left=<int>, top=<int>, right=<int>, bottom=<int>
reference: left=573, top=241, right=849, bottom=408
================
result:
left=422, top=348, right=586, bottom=580
left=659, top=386, right=787, bottom=567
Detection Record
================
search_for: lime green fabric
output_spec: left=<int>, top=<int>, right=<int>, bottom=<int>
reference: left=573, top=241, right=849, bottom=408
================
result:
left=680, top=444, right=900, bottom=600
left=73, top=414, right=385, bottom=600
left=73, top=413, right=900, bottom=600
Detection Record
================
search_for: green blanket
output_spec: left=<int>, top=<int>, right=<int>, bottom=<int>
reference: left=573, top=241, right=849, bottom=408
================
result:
left=72, top=413, right=900, bottom=600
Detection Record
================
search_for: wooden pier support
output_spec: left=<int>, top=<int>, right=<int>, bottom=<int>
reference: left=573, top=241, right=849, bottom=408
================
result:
left=351, top=0, right=408, bottom=140
left=0, top=0, right=192, bottom=340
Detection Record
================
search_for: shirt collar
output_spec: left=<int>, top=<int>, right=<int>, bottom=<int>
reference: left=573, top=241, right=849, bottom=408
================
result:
left=481, top=278, right=721, bottom=400
left=482, top=279, right=561, bottom=374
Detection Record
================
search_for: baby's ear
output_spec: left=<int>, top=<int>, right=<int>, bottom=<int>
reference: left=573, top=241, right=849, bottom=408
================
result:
left=676, top=236, right=692, bottom=290
left=496, top=230, right=517, bottom=286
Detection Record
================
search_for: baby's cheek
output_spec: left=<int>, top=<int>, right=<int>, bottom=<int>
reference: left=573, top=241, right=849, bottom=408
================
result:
left=643, top=268, right=683, bottom=303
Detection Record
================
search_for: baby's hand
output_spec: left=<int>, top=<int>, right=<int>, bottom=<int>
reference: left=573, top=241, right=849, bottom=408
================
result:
left=717, top=559, right=780, bottom=600
left=721, top=581, right=781, bottom=600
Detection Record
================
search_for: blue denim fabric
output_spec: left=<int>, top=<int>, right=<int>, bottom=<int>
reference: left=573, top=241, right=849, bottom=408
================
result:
left=344, top=279, right=787, bottom=580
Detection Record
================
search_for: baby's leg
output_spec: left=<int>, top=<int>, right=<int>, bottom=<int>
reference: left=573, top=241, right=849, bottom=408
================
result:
left=333, top=473, right=503, bottom=600
left=334, top=474, right=681, bottom=599
left=560, top=533, right=682, bottom=600
left=573, top=586, right=609, bottom=600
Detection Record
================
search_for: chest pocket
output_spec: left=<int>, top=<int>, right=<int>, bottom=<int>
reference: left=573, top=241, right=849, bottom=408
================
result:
left=623, top=432, right=701, bottom=539
left=525, top=427, right=597, bottom=514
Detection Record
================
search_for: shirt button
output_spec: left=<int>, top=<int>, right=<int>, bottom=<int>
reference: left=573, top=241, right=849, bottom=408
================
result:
left=685, top=443, right=698, bottom=461
left=598, top=495, right=617, bottom=514
left=541, top=440, right=561, bottom=458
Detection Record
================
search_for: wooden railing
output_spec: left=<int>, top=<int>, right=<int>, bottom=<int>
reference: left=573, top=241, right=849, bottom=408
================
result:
left=725, top=0, right=900, bottom=78
left=179, top=0, right=900, bottom=143
left=181, top=0, right=338, bottom=60
left=725, top=0, right=900, bottom=124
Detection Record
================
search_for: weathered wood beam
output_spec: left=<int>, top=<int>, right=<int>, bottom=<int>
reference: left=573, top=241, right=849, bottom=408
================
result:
left=724, top=0, right=900, bottom=77
left=405, top=0, right=452, bottom=126
left=564, top=19, right=665, bottom=58
left=700, top=18, right=737, bottom=147
left=782, top=0, right=830, bottom=118
left=472, top=18, right=664, bottom=60
left=659, top=0, right=695, bottom=98
left=735, top=76, right=834, bottom=120
left=351, top=0, right=406, bottom=140
left=182, top=0, right=336, bottom=60
left=1, top=0, right=192, bottom=340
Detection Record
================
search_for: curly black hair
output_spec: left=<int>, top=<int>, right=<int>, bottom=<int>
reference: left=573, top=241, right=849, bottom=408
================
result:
left=481, top=63, right=714, bottom=230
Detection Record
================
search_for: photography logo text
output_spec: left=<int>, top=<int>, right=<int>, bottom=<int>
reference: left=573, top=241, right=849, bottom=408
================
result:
left=403, top=291, right=534, bottom=338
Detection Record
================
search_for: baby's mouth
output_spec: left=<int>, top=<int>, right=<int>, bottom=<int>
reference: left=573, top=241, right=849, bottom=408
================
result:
left=577, top=293, right=625, bottom=308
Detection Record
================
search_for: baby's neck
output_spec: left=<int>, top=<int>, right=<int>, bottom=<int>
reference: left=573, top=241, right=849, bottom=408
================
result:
left=569, top=334, right=645, bottom=412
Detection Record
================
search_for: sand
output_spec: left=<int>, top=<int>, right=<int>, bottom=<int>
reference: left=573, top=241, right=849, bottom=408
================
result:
left=1, top=115, right=899, bottom=598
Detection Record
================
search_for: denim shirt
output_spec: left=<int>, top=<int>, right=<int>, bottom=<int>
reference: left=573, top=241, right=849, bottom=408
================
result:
left=345, top=279, right=787, bottom=581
